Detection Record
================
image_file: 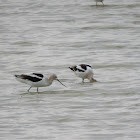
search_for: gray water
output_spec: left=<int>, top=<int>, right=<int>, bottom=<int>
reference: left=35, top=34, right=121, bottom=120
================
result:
left=0, top=0, right=140, bottom=139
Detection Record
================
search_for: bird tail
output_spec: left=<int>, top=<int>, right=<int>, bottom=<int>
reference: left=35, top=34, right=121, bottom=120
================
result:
left=15, top=75, right=21, bottom=78
left=15, top=75, right=25, bottom=80
left=14, top=74, right=27, bottom=84
left=69, top=67, right=74, bottom=71
left=69, top=67, right=73, bottom=70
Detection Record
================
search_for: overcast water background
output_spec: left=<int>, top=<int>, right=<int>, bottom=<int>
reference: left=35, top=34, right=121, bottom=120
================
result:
left=0, top=0, right=140, bottom=139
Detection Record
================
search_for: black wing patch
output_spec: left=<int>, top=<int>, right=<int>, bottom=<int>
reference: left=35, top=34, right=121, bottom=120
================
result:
left=32, top=73, right=44, bottom=78
left=80, top=64, right=92, bottom=70
left=86, top=64, right=92, bottom=68
left=77, top=68, right=85, bottom=72
left=80, top=64, right=87, bottom=70
left=18, top=74, right=42, bottom=82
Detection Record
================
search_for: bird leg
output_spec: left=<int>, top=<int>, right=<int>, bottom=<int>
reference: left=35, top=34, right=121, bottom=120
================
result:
left=82, top=79, right=84, bottom=83
left=37, top=87, right=38, bottom=93
left=37, top=87, right=39, bottom=93
left=27, top=86, right=32, bottom=92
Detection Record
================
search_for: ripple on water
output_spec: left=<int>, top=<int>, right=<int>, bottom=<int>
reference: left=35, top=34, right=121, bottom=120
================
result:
left=0, top=0, right=140, bottom=140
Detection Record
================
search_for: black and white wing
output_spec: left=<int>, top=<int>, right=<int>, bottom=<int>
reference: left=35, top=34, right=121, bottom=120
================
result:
left=69, top=64, right=92, bottom=72
left=15, top=73, right=43, bottom=82
left=32, top=73, right=44, bottom=78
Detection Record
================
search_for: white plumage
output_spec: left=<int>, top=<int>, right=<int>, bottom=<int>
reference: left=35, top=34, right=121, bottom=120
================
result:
left=69, top=64, right=97, bottom=83
left=15, top=73, right=66, bottom=92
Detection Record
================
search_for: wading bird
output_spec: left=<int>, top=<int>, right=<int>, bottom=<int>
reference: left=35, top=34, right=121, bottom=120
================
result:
left=69, top=64, right=97, bottom=83
left=15, top=73, right=66, bottom=92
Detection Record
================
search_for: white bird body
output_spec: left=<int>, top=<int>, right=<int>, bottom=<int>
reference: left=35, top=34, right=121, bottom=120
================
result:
left=15, top=73, right=66, bottom=92
left=69, top=64, right=97, bottom=83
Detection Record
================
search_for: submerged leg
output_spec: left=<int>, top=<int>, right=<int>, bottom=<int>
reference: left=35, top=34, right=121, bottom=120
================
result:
left=27, top=86, right=32, bottom=92
left=96, top=2, right=97, bottom=6
left=82, top=79, right=84, bottom=83
left=37, top=87, right=38, bottom=92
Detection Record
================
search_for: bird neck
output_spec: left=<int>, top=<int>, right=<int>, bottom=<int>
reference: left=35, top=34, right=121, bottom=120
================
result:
left=47, top=76, right=54, bottom=84
left=89, top=77, right=97, bottom=82
left=87, top=74, right=97, bottom=82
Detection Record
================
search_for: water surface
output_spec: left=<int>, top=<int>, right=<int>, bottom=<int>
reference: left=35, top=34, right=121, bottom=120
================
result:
left=0, top=0, right=140, bottom=139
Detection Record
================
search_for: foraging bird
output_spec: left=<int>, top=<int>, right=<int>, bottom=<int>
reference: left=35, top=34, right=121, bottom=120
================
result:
left=95, top=0, right=104, bottom=6
left=15, top=73, right=66, bottom=92
left=69, top=64, right=97, bottom=83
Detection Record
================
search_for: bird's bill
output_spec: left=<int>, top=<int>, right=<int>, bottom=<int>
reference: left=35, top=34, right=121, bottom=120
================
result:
left=56, top=79, right=66, bottom=87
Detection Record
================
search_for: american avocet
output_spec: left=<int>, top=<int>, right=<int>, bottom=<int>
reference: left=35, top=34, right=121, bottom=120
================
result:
left=95, top=0, right=104, bottom=6
left=69, top=64, right=97, bottom=83
left=15, top=73, right=66, bottom=92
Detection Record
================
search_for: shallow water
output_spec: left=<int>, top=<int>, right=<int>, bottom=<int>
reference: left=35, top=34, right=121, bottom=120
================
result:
left=0, top=0, right=140, bottom=139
